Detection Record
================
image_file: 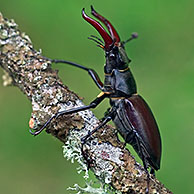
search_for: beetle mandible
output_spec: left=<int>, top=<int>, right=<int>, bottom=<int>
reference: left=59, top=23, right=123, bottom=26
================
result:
left=30, top=6, right=162, bottom=192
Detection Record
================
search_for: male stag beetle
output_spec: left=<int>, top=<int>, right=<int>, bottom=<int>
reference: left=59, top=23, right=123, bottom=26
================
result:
left=30, top=6, right=162, bottom=192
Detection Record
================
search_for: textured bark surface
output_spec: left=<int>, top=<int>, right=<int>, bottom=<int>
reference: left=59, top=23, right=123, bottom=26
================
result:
left=0, top=13, right=172, bottom=194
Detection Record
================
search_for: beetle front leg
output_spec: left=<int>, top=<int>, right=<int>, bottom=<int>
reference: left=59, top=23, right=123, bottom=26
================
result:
left=44, top=57, right=104, bottom=91
left=29, top=93, right=108, bottom=136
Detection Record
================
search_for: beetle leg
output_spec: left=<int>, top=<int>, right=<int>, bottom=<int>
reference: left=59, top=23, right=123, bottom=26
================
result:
left=30, top=93, right=108, bottom=136
left=81, top=109, right=114, bottom=144
left=134, top=135, right=150, bottom=194
left=150, top=168, right=155, bottom=176
left=46, top=58, right=104, bottom=90
left=81, top=108, right=115, bottom=168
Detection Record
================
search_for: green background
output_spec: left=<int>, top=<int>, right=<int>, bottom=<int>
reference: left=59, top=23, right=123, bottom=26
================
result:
left=0, top=0, right=193, bottom=193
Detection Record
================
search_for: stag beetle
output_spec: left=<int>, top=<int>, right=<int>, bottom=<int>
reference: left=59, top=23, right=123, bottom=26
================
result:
left=30, top=6, right=162, bottom=192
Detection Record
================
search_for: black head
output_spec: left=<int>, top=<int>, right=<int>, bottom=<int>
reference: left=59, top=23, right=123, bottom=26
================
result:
left=82, top=6, right=137, bottom=74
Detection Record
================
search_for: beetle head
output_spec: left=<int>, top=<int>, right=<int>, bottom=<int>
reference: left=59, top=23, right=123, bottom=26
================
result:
left=82, top=6, right=137, bottom=73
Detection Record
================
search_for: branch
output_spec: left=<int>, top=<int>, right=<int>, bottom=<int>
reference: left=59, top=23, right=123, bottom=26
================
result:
left=0, top=13, right=172, bottom=194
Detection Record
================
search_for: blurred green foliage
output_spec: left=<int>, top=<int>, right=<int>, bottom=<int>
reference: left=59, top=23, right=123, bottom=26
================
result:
left=0, top=0, right=194, bottom=193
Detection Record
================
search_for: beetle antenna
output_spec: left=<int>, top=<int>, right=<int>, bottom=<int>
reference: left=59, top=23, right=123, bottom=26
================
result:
left=123, top=32, right=138, bottom=45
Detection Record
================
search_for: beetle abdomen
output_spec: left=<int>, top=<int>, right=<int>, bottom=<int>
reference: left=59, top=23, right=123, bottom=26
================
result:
left=112, top=95, right=161, bottom=170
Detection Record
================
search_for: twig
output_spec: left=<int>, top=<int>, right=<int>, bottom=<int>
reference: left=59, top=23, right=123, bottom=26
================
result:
left=0, top=13, right=172, bottom=194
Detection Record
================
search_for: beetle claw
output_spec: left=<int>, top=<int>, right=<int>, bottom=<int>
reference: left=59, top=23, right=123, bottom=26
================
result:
left=29, top=128, right=42, bottom=136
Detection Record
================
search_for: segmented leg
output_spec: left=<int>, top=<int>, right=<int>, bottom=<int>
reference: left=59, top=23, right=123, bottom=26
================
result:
left=30, top=93, right=107, bottom=136
left=81, top=110, right=114, bottom=144
left=45, top=57, right=104, bottom=90
left=134, top=135, right=151, bottom=194
left=81, top=108, right=115, bottom=168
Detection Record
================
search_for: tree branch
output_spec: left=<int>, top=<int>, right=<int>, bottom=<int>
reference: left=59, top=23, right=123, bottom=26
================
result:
left=0, top=13, right=172, bottom=194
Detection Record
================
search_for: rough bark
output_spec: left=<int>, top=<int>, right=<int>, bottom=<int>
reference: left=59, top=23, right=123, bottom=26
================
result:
left=0, top=13, right=172, bottom=194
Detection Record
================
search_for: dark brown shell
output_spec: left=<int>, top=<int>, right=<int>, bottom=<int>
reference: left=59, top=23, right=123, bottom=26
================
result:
left=124, top=95, right=162, bottom=170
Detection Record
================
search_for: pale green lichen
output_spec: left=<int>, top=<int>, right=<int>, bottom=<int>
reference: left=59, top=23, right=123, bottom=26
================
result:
left=6, top=18, right=17, bottom=28
left=63, top=130, right=89, bottom=179
left=2, top=70, right=13, bottom=86
left=21, top=32, right=31, bottom=43
left=67, top=181, right=122, bottom=194
left=0, top=29, right=8, bottom=39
